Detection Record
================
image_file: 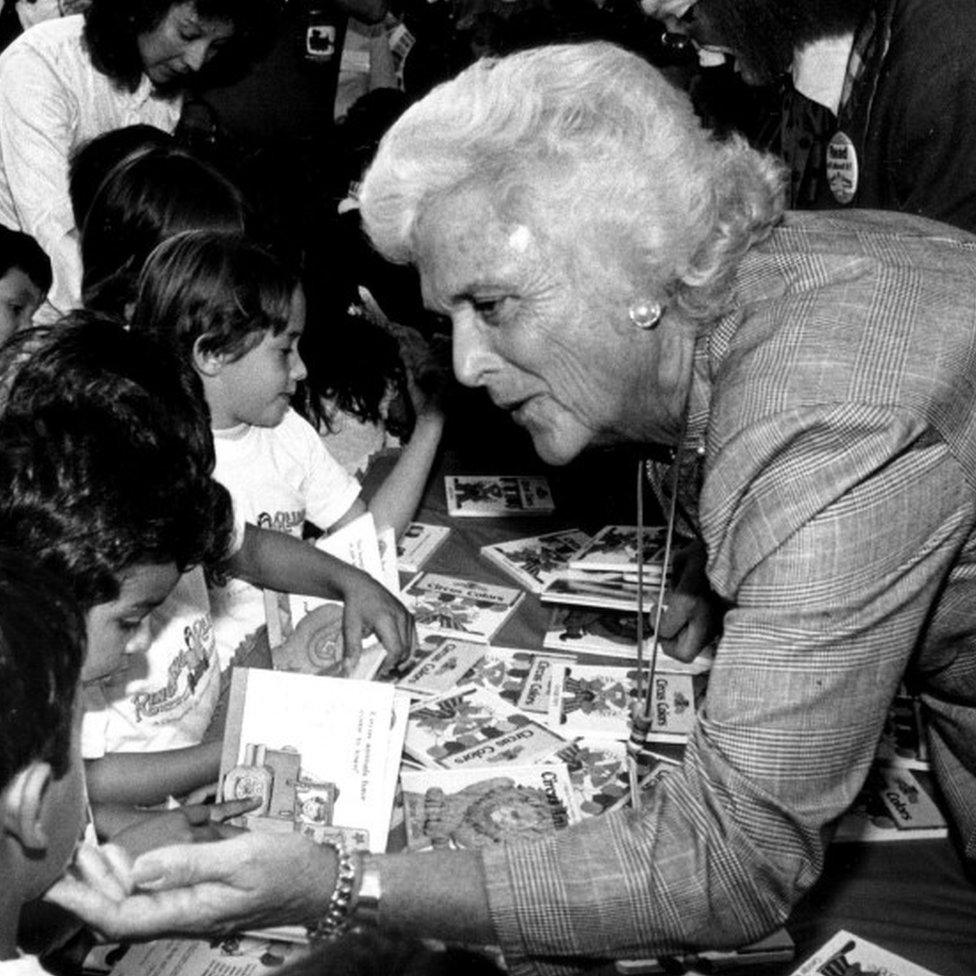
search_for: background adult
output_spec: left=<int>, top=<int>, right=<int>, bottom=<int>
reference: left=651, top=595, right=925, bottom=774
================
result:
left=642, top=0, right=976, bottom=232
left=47, top=41, right=976, bottom=975
left=0, top=0, right=272, bottom=321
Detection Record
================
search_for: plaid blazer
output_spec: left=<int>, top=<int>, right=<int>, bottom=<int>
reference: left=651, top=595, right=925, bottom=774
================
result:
left=481, top=210, right=976, bottom=974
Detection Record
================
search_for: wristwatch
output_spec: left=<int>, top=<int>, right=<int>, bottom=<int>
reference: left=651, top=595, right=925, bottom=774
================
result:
left=352, top=853, right=381, bottom=927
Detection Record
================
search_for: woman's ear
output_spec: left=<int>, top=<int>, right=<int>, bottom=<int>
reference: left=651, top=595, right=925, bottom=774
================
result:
left=192, top=336, right=224, bottom=377
left=1, top=761, right=53, bottom=850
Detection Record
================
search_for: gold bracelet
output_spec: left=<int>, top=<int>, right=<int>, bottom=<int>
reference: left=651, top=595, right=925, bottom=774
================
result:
left=307, top=839, right=358, bottom=943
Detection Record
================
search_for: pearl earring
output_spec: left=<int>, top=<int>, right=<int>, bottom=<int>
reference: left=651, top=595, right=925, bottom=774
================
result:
left=628, top=301, right=663, bottom=330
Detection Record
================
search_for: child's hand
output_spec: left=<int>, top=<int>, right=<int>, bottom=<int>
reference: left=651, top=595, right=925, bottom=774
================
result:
left=337, top=568, right=414, bottom=673
left=357, top=286, right=452, bottom=421
left=107, top=799, right=258, bottom=860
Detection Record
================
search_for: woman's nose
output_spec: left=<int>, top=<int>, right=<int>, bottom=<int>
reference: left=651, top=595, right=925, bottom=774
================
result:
left=452, top=313, right=500, bottom=387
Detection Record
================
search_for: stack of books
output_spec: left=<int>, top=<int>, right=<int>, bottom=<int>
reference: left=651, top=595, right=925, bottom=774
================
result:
left=539, top=524, right=670, bottom=614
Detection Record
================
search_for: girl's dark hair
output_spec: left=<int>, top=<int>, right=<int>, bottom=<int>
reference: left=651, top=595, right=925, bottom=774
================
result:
left=132, top=228, right=298, bottom=363
left=0, top=548, right=85, bottom=786
left=69, top=124, right=174, bottom=229
left=0, top=313, right=234, bottom=607
left=81, top=145, right=247, bottom=319
left=83, top=0, right=279, bottom=93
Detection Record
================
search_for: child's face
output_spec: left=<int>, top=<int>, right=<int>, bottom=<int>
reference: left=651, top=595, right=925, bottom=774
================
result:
left=82, top=562, right=181, bottom=684
left=0, top=268, right=45, bottom=344
left=207, top=286, right=308, bottom=430
left=29, top=698, right=87, bottom=900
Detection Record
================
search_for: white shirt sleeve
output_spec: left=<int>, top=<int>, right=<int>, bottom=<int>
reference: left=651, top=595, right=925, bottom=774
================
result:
left=0, top=39, right=83, bottom=315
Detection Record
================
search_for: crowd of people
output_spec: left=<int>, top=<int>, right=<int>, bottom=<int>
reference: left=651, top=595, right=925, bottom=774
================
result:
left=2, top=1, right=976, bottom=975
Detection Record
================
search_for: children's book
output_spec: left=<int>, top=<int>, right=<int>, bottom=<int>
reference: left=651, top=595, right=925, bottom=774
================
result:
left=400, top=762, right=579, bottom=850
left=875, top=687, right=929, bottom=770
left=398, top=634, right=573, bottom=711
left=402, top=572, right=524, bottom=644
left=540, top=575, right=663, bottom=615
left=395, top=637, right=488, bottom=698
left=404, top=684, right=569, bottom=769
left=833, top=764, right=948, bottom=843
left=554, top=737, right=682, bottom=819
left=788, top=929, right=941, bottom=976
left=96, top=935, right=305, bottom=976
left=267, top=513, right=393, bottom=680
left=397, top=521, right=450, bottom=573
left=445, top=474, right=555, bottom=517
left=219, top=667, right=406, bottom=854
left=568, top=524, right=669, bottom=574
left=543, top=606, right=714, bottom=674
left=548, top=663, right=702, bottom=743
left=480, top=528, right=591, bottom=594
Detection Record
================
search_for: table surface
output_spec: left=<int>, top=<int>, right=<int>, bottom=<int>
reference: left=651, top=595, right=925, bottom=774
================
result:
left=377, top=434, right=976, bottom=976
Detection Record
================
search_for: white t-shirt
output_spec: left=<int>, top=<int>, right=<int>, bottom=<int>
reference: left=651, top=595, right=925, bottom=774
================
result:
left=0, top=15, right=180, bottom=319
left=210, top=408, right=361, bottom=668
left=81, top=567, right=220, bottom=759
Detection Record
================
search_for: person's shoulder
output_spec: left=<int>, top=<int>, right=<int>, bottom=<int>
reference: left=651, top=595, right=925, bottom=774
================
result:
left=277, top=407, right=323, bottom=444
left=0, top=13, right=85, bottom=77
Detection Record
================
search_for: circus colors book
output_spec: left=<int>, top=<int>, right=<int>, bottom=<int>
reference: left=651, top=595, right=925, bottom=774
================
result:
left=445, top=475, right=554, bottom=517
left=404, top=685, right=568, bottom=769
left=402, top=572, right=524, bottom=644
left=789, top=930, right=940, bottom=976
left=396, top=522, right=450, bottom=574
left=400, top=763, right=579, bottom=850
left=480, top=528, right=591, bottom=593
left=219, top=668, right=408, bottom=854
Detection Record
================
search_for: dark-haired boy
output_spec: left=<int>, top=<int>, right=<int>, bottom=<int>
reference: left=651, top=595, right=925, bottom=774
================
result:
left=0, top=548, right=89, bottom=972
left=0, top=224, right=51, bottom=342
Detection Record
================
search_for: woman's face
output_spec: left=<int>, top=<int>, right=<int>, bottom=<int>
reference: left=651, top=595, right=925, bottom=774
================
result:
left=416, top=186, right=652, bottom=465
left=137, top=2, right=235, bottom=89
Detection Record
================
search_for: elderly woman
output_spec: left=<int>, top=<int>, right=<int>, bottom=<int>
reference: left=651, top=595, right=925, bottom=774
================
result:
left=47, top=41, right=976, bottom=974
left=0, top=0, right=271, bottom=321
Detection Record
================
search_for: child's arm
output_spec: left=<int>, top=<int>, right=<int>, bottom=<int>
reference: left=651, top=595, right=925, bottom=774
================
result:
left=226, top=524, right=413, bottom=664
left=84, top=740, right=223, bottom=807
left=362, top=407, right=444, bottom=538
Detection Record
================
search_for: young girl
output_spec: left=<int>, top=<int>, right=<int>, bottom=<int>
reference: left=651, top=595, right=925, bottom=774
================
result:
left=131, top=228, right=442, bottom=672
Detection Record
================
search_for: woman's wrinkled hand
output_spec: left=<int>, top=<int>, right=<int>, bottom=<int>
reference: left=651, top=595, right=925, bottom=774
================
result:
left=656, top=539, right=724, bottom=662
left=45, top=832, right=338, bottom=942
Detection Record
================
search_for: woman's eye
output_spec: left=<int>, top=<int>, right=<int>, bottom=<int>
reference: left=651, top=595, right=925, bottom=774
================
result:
left=473, top=298, right=507, bottom=324
left=119, top=619, right=142, bottom=633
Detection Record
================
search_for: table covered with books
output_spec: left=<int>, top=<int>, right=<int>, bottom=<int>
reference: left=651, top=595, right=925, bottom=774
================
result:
left=86, top=437, right=976, bottom=976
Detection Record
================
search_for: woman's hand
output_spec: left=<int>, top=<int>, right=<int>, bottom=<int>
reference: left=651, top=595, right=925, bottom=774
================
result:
left=656, top=539, right=723, bottom=662
left=45, top=832, right=339, bottom=942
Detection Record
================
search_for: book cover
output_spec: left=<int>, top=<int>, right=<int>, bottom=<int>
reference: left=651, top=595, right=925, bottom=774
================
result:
left=219, top=668, right=404, bottom=854
left=397, top=521, right=450, bottom=573
left=398, top=634, right=574, bottom=711
left=400, top=762, right=579, bottom=850
left=540, top=575, right=663, bottom=614
left=553, top=737, right=682, bottom=818
left=875, top=687, right=929, bottom=770
left=102, top=935, right=305, bottom=976
left=568, top=524, right=669, bottom=574
left=445, top=475, right=555, bottom=517
left=402, top=572, right=524, bottom=644
left=543, top=606, right=714, bottom=674
left=395, top=637, right=488, bottom=698
left=833, top=764, right=948, bottom=843
left=548, top=664, right=702, bottom=743
left=404, top=684, right=569, bottom=769
left=789, top=929, right=940, bottom=976
left=268, top=512, right=390, bottom=679
left=480, top=528, right=591, bottom=594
